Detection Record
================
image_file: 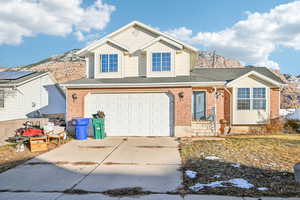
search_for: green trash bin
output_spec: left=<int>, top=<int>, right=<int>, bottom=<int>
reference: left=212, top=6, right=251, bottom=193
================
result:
left=92, top=118, right=105, bottom=139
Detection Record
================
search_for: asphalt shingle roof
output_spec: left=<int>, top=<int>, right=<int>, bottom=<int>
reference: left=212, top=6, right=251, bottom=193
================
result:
left=190, top=67, right=285, bottom=83
left=63, top=67, right=285, bottom=85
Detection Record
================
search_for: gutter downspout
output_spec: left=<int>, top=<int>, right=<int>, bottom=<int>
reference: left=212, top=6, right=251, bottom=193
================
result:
left=224, top=87, right=232, bottom=134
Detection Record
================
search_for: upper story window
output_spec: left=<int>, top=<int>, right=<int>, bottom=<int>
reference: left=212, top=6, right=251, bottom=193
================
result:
left=152, top=52, right=171, bottom=72
left=0, top=90, right=4, bottom=108
left=237, top=88, right=266, bottom=110
left=100, top=54, right=118, bottom=72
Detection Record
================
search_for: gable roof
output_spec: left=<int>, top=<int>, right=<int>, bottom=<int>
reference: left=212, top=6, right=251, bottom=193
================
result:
left=77, top=21, right=198, bottom=56
left=85, top=38, right=130, bottom=52
left=191, top=67, right=286, bottom=85
left=139, top=36, right=183, bottom=51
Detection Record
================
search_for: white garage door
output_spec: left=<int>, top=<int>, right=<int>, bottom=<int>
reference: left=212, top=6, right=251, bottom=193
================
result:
left=84, top=93, right=172, bottom=136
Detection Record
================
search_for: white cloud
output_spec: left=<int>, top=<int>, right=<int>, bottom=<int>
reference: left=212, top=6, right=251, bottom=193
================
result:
left=74, top=31, right=85, bottom=41
left=74, top=31, right=103, bottom=43
left=166, top=27, right=193, bottom=42
left=0, top=0, right=115, bottom=45
left=166, top=1, right=300, bottom=69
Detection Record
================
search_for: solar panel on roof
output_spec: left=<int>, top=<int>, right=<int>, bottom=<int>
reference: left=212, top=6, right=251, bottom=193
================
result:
left=0, top=71, right=35, bottom=80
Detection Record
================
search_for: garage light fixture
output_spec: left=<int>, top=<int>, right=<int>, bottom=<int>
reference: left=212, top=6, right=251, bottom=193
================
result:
left=178, top=92, right=184, bottom=99
left=72, top=93, right=78, bottom=101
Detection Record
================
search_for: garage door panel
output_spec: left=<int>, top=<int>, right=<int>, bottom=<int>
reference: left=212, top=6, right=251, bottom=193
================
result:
left=84, top=93, right=172, bottom=136
left=151, top=93, right=171, bottom=136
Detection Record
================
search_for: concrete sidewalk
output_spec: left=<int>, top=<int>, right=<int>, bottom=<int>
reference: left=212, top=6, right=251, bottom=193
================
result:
left=0, top=192, right=299, bottom=200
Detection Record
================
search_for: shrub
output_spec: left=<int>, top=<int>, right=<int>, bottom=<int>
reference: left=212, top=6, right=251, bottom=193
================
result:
left=250, top=118, right=284, bottom=135
left=266, top=118, right=284, bottom=134
left=284, top=119, right=300, bottom=133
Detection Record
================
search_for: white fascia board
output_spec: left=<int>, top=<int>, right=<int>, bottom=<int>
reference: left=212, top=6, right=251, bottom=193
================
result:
left=76, top=21, right=137, bottom=55
left=138, top=36, right=183, bottom=52
left=62, top=81, right=226, bottom=88
left=133, top=21, right=198, bottom=52
left=226, top=71, right=285, bottom=87
left=87, top=39, right=130, bottom=53
left=76, top=21, right=198, bottom=56
left=77, top=39, right=129, bottom=55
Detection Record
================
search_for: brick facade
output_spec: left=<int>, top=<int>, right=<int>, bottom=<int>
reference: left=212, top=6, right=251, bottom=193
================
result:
left=66, top=86, right=280, bottom=136
left=270, top=88, right=280, bottom=119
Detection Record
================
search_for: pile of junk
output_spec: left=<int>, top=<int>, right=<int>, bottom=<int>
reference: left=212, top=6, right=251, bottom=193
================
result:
left=7, top=119, right=66, bottom=152
left=72, top=111, right=106, bottom=140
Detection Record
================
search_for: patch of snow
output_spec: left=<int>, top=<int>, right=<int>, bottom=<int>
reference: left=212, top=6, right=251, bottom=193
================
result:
left=189, top=181, right=225, bottom=191
left=185, top=170, right=197, bottom=179
left=205, top=156, right=220, bottom=160
left=206, top=181, right=224, bottom=188
left=287, top=108, right=300, bottom=120
left=213, top=174, right=221, bottom=178
left=189, top=178, right=254, bottom=192
left=231, top=163, right=241, bottom=168
left=257, top=187, right=269, bottom=191
left=228, top=178, right=254, bottom=189
left=189, top=183, right=205, bottom=191
left=280, top=109, right=296, bottom=117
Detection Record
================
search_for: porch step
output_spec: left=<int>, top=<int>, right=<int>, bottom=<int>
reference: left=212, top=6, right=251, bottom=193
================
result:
left=191, top=121, right=216, bottom=136
left=192, top=132, right=217, bottom=137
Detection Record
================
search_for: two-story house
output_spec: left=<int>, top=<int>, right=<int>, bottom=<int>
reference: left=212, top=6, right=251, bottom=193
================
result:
left=62, top=21, right=285, bottom=137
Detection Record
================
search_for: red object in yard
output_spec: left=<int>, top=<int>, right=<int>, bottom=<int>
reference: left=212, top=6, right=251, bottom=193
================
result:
left=23, top=128, right=44, bottom=137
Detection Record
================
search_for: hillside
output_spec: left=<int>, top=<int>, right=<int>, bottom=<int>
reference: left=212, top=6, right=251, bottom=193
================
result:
left=196, top=51, right=243, bottom=68
left=281, top=74, right=300, bottom=109
left=0, top=67, right=6, bottom=72
left=3, top=49, right=85, bottom=83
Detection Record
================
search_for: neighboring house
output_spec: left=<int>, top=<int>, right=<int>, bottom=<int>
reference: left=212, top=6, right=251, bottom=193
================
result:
left=0, top=71, right=65, bottom=121
left=62, top=21, right=286, bottom=137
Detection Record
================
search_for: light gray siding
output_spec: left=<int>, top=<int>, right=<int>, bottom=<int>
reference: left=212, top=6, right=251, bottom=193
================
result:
left=0, top=74, right=65, bottom=121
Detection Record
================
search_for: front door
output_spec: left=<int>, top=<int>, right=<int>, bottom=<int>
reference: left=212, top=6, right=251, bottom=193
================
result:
left=193, top=91, right=206, bottom=120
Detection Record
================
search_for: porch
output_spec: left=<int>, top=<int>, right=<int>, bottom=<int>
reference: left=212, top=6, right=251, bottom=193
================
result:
left=191, top=87, right=230, bottom=136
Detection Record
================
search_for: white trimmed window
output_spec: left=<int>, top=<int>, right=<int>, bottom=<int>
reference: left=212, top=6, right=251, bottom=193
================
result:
left=253, top=88, right=266, bottom=110
left=152, top=52, right=171, bottom=72
left=237, top=88, right=250, bottom=110
left=100, top=54, right=118, bottom=72
left=0, top=90, right=4, bottom=108
left=237, top=88, right=266, bottom=110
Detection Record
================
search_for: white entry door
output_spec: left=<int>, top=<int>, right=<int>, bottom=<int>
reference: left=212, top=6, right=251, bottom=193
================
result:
left=84, top=93, right=172, bottom=136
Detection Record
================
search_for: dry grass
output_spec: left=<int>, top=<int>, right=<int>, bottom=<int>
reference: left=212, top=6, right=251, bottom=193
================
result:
left=180, top=134, right=300, bottom=197
left=0, top=139, right=71, bottom=174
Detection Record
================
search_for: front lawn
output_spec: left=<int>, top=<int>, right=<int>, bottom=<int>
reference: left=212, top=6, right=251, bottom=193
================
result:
left=179, top=134, right=300, bottom=197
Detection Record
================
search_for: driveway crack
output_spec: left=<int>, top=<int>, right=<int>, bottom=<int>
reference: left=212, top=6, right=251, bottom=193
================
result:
left=54, top=138, right=127, bottom=200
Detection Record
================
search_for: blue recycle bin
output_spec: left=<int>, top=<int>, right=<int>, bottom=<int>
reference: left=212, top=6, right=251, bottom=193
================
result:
left=72, top=118, right=90, bottom=140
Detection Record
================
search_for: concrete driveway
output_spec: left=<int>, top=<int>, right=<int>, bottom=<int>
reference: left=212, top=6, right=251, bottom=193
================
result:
left=0, top=137, right=181, bottom=194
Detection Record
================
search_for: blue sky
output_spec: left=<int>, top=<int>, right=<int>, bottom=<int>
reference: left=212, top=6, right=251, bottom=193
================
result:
left=0, top=0, right=299, bottom=75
